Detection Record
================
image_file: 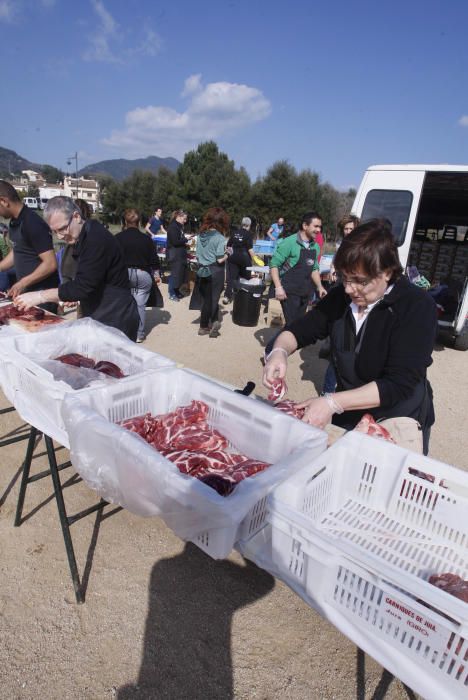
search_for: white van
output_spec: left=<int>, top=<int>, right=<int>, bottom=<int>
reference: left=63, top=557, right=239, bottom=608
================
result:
left=352, top=165, right=468, bottom=350
left=23, top=197, right=39, bottom=209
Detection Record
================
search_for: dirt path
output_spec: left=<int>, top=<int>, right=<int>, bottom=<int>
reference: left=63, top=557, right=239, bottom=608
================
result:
left=0, top=289, right=466, bottom=699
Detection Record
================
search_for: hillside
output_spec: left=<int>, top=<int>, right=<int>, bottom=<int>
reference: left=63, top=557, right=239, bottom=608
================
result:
left=0, top=147, right=41, bottom=177
left=78, top=155, right=180, bottom=181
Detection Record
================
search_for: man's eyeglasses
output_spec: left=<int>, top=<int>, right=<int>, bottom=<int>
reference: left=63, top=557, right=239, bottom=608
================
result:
left=340, top=274, right=374, bottom=290
left=50, top=214, right=74, bottom=236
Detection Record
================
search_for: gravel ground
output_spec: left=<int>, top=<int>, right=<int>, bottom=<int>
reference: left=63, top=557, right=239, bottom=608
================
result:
left=0, top=284, right=466, bottom=700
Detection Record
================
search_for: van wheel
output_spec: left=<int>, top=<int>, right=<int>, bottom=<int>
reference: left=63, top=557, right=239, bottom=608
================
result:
left=454, top=323, right=468, bottom=351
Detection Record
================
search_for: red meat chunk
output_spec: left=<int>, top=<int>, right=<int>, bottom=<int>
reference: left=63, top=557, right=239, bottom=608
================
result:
left=268, top=378, right=287, bottom=404
left=94, top=360, right=125, bottom=378
left=55, top=353, right=96, bottom=369
left=429, top=573, right=468, bottom=603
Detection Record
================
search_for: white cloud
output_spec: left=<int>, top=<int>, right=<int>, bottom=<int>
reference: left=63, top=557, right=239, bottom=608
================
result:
left=0, top=0, right=16, bottom=21
left=458, top=115, right=468, bottom=127
left=83, top=1, right=162, bottom=63
left=83, top=0, right=121, bottom=63
left=182, top=73, right=202, bottom=97
left=102, top=75, right=271, bottom=158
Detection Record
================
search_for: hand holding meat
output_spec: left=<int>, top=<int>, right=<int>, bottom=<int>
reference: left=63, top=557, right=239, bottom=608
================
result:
left=296, top=396, right=335, bottom=429
left=8, top=281, right=26, bottom=299
left=263, top=348, right=288, bottom=389
left=14, top=291, right=45, bottom=310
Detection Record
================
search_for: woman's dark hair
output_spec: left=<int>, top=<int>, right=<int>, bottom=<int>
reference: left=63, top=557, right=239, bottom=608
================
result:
left=123, top=208, right=140, bottom=228
left=74, top=198, right=93, bottom=220
left=200, top=207, right=230, bottom=236
left=334, top=218, right=403, bottom=282
left=337, top=213, right=360, bottom=235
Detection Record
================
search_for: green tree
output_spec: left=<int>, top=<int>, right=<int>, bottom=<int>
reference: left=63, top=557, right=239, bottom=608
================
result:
left=172, top=142, right=251, bottom=226
left=41, top=164, right=64, bottom=183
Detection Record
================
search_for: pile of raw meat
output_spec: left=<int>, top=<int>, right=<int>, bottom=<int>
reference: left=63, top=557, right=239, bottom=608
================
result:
left=0, top=304, right=61, bottom=327
left=122, top=400, right=270, bottom=496
left=54, top=353, right=125, bottom=378
left=429, top=573, right=468, bottom=603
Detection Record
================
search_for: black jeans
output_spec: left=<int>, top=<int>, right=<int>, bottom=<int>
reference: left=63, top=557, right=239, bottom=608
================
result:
left=199, top=277, right=218, bottom=328
left=225, top=255, right=250, bottom=299
left=280, top=294, right=308, bottom=325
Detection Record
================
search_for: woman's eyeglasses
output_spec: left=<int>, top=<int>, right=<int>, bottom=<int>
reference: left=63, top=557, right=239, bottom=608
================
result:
left=340, top=274, right=374, bottom=290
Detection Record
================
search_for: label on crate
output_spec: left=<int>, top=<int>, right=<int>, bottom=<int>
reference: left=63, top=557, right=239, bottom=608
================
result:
left=381, top=594, right=450, bottom=647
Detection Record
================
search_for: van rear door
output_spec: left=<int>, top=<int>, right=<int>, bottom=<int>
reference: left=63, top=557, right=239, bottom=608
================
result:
left=352, top=167, right=425, bottom=268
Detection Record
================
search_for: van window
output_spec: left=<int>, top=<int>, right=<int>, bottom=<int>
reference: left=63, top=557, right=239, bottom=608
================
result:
left=361, top=189, right=413, bottom=245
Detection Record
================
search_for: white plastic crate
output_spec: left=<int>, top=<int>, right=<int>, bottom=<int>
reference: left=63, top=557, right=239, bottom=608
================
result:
left=241, top=431, right=468, bottom=699
left=0, top=318, right=175, bottom=447
left=239, top=520, right=467, bottom=700
left=62, top=367, right=327, bottom=559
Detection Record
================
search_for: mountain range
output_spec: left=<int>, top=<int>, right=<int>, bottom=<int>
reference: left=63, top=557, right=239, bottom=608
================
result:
left=0, top=147, right=180, bottom=182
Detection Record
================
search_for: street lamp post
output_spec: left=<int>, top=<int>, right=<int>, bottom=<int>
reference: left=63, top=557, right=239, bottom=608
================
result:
left=67, top=152, right=79, bottom=197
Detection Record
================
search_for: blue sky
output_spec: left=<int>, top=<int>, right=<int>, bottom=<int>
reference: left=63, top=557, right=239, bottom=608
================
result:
left=1, top=0, right=467, bottom=189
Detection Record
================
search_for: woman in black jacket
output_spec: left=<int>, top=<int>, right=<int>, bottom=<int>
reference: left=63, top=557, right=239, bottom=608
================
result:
left=263, top=219, right=437, bottom=453
left=116, top=208, right=162, bottom=343
left=166, top=209, right=191, bottom=301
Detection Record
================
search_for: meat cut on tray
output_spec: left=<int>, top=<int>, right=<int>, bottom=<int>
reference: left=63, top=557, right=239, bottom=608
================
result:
left=0, top=303, right=63, bottom=332
left=121, top=399, right=271, bottom=496
left=54, top=354, right=125, bottom=379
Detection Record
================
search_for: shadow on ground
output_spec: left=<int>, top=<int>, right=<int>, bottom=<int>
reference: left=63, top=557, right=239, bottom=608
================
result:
left=118, top=543, right=275, bottom=700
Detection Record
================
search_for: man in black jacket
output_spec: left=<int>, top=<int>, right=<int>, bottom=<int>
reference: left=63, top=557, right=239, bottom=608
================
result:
left=15, top=196, right=139, bottom=340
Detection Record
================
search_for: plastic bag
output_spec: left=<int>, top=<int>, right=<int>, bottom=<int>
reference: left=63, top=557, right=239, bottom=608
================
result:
left=62, top=368, right=328, bottom=557
left=32, top=359, right=117, bottom=390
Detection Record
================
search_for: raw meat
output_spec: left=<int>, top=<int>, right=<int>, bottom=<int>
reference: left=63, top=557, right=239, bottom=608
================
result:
left=55, top=354, right=125, bottom=378
left=55, top=353, right=96, bottom=369
left=94, top=360, right=125, bottom=378
left=274, top=400, right=305, bottom=420
left=429, top=573, right=468, bottom=603
left=268, top=378, right=287, bottom=403
left=354, top=414, right=396, bottom=442
left=121, top=400, right=271, bottom=496
left=198, top=474, right=236, bottom=497
left=0, top=302, right=63, bottom=331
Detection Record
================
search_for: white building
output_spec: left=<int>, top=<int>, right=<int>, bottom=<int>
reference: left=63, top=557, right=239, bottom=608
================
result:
left=63, top=176, right=100, bottom=211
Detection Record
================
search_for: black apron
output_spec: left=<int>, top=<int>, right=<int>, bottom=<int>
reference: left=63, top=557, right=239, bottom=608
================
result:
left=280, top=235, right=316, bottom=297
left=82, top=283, right=139, bottom=342
left=167, top=246, right=188, bottom=289
left=189, top=264, right=225, bottom=311
left=330, top=306, right=434, bottom=432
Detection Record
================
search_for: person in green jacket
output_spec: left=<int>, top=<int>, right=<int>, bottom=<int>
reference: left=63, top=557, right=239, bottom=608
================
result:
left=193, top=207, right=229, bottom=337
left=270, top=211, right=327, bottom=324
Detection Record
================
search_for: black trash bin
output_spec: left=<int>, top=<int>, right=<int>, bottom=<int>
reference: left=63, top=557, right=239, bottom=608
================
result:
left=232, top=281, right=266, bottom=327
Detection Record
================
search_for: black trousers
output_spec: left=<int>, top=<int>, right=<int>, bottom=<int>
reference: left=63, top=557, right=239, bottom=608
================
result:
left=280, top=294, right=309, bottom=325
left=225, top=255, right=250, bottom=299
left=199, top=277, right=219, bottom=328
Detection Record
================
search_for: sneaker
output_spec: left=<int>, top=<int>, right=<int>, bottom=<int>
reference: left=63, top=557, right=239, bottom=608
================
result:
left=169, top=294, right=180, bottom=302
left=209, top=320, right=221, bottom=338
left=198, top=327, right=210, bottom=336
left=136, top=336, right=145, bottom=343
left=175, top=291, right=184, bottom=299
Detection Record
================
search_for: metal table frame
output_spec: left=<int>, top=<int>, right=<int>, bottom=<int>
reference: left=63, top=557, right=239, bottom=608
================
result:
left=6, top=418, right=113, bottom=603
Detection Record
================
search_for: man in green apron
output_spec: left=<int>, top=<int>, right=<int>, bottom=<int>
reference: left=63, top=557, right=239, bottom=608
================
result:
left=269, top=211, right=327, bottom=324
